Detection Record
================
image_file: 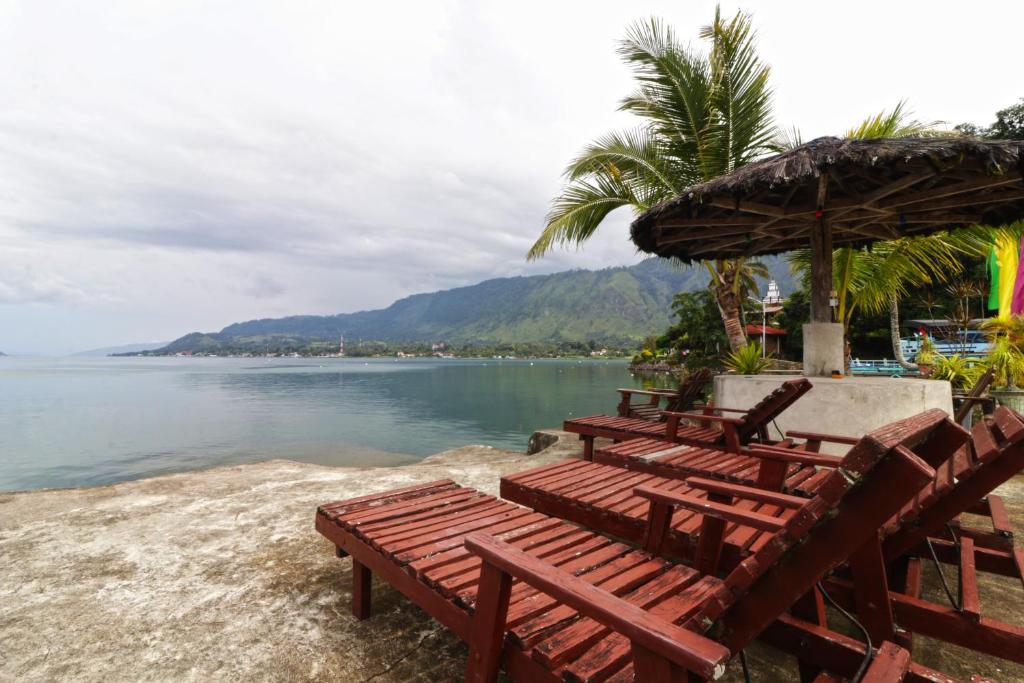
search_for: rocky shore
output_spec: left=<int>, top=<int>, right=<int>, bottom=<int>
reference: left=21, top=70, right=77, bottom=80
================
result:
left=1, top=433, right=1022, bottom=681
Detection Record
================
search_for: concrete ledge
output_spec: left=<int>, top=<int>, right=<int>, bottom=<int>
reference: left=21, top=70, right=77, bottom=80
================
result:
left=715, top=374, right=954, bottom=454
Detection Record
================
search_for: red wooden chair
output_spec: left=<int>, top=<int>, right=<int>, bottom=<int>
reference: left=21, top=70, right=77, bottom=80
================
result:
left=506, top=408, right=1024, bottom=674
left=589, top=431, right=837, bottom=493
left=315, top=411, right=949, bottom=682
left=502, top=409, right=962, bottom=570
left=616, top=367, right=712, bottom=421
left=564, top=377, right=812, bottom=460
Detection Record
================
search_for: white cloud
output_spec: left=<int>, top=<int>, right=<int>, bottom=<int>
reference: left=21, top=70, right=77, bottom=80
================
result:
left=0, top=0, right=1021, bottom=354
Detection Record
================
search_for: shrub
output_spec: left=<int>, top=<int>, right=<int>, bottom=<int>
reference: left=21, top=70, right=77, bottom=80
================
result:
left=723, top=342, right=772, bottom=375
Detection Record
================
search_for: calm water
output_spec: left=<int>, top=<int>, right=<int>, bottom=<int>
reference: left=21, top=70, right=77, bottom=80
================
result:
left=0, top=356, right=664, bottom=492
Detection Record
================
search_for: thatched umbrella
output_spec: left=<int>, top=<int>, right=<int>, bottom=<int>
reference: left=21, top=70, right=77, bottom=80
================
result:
left=631, top=136, right=1024, bottom=375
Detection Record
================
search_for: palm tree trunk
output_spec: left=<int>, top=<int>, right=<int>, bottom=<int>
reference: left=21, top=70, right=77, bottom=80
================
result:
left=707, top=260, right=747, bottom=353
left=890, top=296, right=916, bottom=370
left=713, top=285, right=747, bottom=353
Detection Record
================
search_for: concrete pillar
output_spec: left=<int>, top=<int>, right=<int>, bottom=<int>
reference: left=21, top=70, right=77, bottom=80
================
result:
left=802, top=323, right=845, bottom=377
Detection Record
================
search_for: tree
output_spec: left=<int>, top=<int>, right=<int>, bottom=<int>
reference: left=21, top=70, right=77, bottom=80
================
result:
left=956, top=98, right=1024, bottom=140
left=527, top=8, right=776, bottom=352
left=661, top=290, right=729, bottom=364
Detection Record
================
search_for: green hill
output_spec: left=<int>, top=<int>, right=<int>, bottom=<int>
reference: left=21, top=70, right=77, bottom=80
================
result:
left=154, top=256, right=794, bottom=353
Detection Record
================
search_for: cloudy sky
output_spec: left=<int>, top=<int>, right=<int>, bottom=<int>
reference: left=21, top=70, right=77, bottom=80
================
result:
left=2, top=1, right=1022, bottom=354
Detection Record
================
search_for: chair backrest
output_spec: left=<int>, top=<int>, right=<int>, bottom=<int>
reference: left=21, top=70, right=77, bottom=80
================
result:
left=953, top=365, right=996, bottom=424
left=691, top=409, right=946, bottom=652
left=666, top=367, right=713, bottom=413
left=881, top=405, right=1024, bottom=562
left=735, top=378, right=813, bottom=443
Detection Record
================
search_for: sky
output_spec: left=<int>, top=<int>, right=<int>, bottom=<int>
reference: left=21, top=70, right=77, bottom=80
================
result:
left=2, top=1, right=1022, bottom=355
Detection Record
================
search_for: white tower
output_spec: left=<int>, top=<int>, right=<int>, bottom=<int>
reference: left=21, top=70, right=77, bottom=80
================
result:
left=339, top=335, right=345, bottom=357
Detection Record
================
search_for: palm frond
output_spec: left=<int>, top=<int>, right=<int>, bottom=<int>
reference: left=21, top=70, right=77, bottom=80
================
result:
left=844, top=100, right=946, bottom=140
left=528, top=174, right=636, bottom=260
left=564, top=128, right=687, bottom=197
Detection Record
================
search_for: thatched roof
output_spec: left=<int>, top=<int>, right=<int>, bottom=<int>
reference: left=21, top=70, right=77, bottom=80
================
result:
left=631, top=136, right=1024, bottom=261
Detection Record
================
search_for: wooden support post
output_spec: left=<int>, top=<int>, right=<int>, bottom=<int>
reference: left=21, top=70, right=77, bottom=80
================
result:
left=694, top=492, right=732, bottom=577
left=894, top=558, right=922, bottom=653
left=666, top=413, right=682, bottom=439
left=643, top=500, right=674, bottom=556
left=617, top=395, right=629, bottom=417
left=722, top=422, right=741, bottom=454
left=847, top=538, right=896, bottom=643
left=959, top=537, right=980, bottom=622
left=860, top=641, right=911, bottom=682
left=809, top=174, right=833, bottom=323
left=352, top=558, right=372, bottom=620
left=582, top=436, right=594, bottom=462
left=465, top=563, right=513, bottom=683
left=791, top=588, right=828, bottom=682
left=631, top=643, right=691, bottom=683
left=755, top=458, right=790, bottom=492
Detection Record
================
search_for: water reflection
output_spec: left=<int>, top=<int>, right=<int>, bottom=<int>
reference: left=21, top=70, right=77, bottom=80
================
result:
left=0, top=357, right=660, bottom=491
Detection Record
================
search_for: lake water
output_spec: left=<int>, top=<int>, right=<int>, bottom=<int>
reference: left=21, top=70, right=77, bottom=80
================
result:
left=0, top=356, right=666, bottom=492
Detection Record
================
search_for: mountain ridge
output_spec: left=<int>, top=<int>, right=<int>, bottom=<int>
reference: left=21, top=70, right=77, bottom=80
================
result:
left=151, top=257, right=794, bottom=354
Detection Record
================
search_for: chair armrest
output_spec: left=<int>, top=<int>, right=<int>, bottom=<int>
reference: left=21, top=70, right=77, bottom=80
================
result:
left=785, top=430, right=859, bottom=446
left=746, top=445, right=843, bottom=468
left=706, top=407, right=752, bottom=414
left=633, top=485, right=786, bottom=532
left=666, top=411, right=745, bottom=426
left=465, top=533, right=729, bottom=680
left=617, top=388, right=677, bottom=398
left=684, top=476, right=806, bottom=509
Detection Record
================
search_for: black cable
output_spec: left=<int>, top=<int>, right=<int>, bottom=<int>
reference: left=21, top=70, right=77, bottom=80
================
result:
left=924, top=524, right=963, bottom=611
left=739, top=649, right=752, bottom=683
left=817, top=580, right=874, bottom=683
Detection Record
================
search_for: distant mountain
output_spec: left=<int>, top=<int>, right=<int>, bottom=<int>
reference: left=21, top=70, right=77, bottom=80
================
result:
left=154, top=256, right=796, bottom=353
left=0, top=351, right=6, bottom=357
left=73, top=342, right=172, bottom=357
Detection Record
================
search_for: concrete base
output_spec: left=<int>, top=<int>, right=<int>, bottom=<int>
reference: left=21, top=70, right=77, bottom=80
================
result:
left=714, top=374, right=953, bottom=454
left=802, top=322, right=845, bottom=377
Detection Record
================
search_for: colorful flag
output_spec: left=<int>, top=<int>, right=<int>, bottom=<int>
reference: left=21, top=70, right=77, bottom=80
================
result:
left=989, top=246, right=1001, bottom=312
left=996, top=235, right=1020, bottom=320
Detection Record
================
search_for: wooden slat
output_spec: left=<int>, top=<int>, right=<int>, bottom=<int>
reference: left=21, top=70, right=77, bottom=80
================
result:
left=860, top=641, right=911, bottom=682
left=960, top=536, right=980, bottom=622
left=465, top=534, right=728, bottom=680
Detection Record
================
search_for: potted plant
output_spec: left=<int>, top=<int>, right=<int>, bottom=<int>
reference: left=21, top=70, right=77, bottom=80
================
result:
left=985, top=334, right=1024, bottom=411
left=914, top=337, right=937, bottom=377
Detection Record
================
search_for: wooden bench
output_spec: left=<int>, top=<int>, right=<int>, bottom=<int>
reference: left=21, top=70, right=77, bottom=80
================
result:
left=566, top=378, right=812, bottom=460
left=506, top=408, right=1024, bottom=673
left=315, top=409, right=956, bottom=681
left=616, top=367, right=712, bottom=420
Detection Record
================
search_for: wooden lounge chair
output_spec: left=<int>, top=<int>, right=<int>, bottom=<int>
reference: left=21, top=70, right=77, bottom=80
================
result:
left=565, top=377, right=812, bottom=460
left=507, top=408, right=1024, bottom=671
left=589, top=431, right=840, bottom=494
left=503, top=409, right=961, bottom=570
left=616, top=367, right=712, bottom=421
left=315, top=411, right=942, bottom=682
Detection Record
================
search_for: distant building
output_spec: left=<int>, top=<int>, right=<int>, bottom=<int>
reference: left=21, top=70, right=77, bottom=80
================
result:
left=745, top=324, right=786, bottom=355
left=338, top=335, right=345, bottom=357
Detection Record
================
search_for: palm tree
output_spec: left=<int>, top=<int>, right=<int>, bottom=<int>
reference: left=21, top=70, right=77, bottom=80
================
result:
left=527, top=8, right=776, bottom=352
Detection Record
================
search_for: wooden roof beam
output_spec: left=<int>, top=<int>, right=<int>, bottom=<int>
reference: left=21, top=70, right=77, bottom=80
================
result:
left=708, top=198, right=788, bottom=218
left=879, top=172, right=1023, bottom=210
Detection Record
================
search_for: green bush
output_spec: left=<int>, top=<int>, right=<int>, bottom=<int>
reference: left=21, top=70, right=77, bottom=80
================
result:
left=723, top=342, right=772, bottom=375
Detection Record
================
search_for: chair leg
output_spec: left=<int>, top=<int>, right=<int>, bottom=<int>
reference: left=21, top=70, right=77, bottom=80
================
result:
left=352, top=558, right=372, bottom=620
left=582, top=436, right=594, bottom=461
